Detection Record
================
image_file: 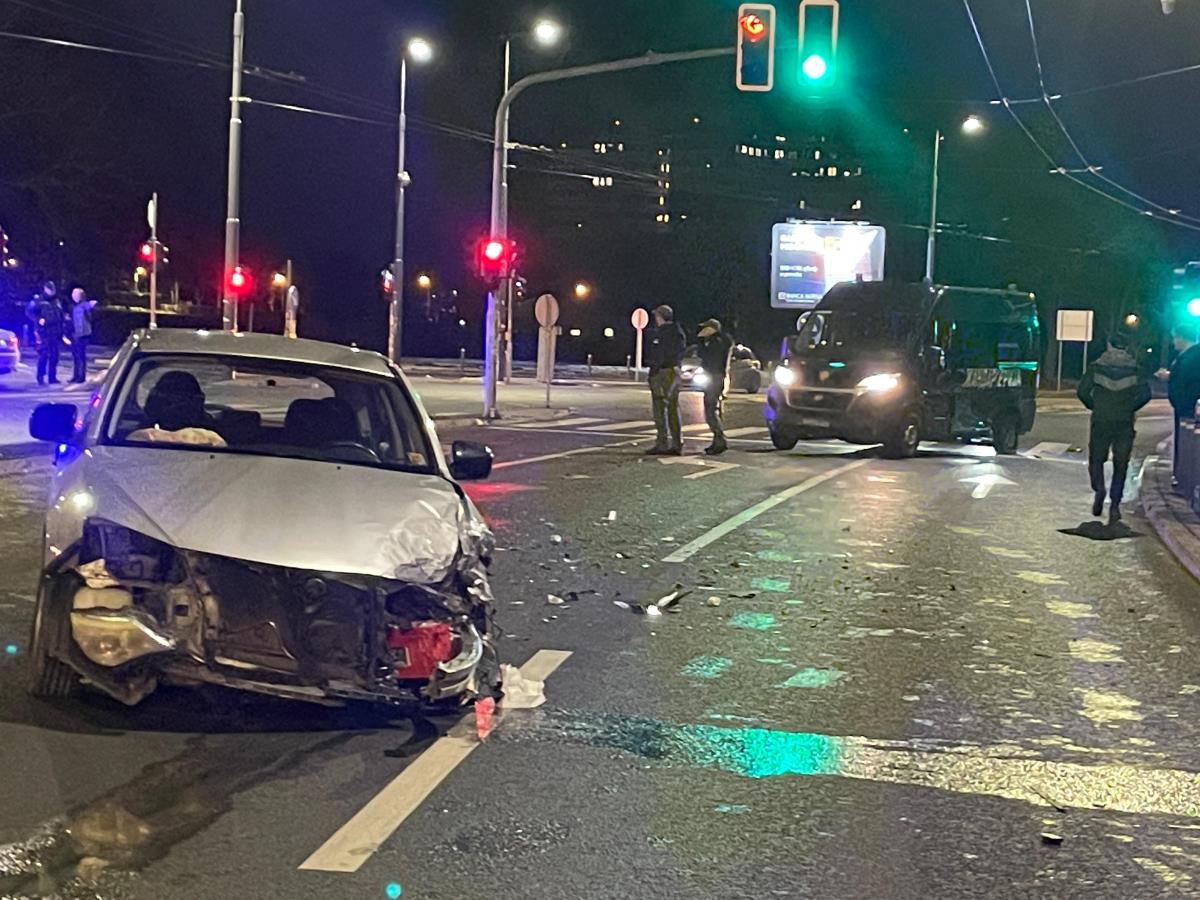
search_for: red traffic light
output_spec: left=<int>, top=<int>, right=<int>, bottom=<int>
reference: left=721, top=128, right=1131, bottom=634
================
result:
left=476, top=237, right=518, bottom=281
left=139, top=242, right=155, bottom=261
left=226, top=265, right=252, bottom=296
left=740, top=12, right=767, bottom=41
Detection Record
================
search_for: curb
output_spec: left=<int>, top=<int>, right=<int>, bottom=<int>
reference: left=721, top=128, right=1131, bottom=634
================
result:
left=431, top=407, right=577, bottom=431
left=1138, top=455, right=1200, bottom=583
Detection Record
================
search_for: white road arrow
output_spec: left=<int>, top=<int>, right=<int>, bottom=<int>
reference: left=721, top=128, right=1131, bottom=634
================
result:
left=659, top=456, right=740, bottom=480
left=960, top=473, right=1018, bottom=499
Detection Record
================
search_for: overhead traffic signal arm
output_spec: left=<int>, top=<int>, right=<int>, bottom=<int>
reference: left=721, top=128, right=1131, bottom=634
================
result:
left=736, top=3, right=777, bottom=92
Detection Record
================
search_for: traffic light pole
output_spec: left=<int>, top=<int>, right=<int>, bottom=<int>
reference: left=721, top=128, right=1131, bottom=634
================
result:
left=149, top=192, right=159, bottom=330
left=501, top=39, right=514, bottom=385
left=389, top=57, right=410, bottom=364
left=222, top=0, right=246, bottom=332
left=485, top=45, right=735, bottom=419
left=925, top=129, right=942, bottom=283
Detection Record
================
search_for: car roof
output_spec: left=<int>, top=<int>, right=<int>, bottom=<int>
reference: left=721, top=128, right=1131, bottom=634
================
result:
left=126, top=328, right=395, bottom=376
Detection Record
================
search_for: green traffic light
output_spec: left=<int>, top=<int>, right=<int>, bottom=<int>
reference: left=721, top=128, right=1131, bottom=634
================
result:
left=802, top=53, right=828, bottom=81
left=1188, top=297, right=1200, bottom=317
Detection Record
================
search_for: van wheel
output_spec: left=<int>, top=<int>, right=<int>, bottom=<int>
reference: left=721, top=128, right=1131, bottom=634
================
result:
left=882, top=412, right=921, bottom=459
left=992, top=412, right=1020, bottom=455
left=28, top=585, right=76, bottom=699
left=770, top=425, right=799, bottom=451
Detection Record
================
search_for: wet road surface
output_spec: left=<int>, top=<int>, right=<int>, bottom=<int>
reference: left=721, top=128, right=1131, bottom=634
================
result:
left=1, top=392, right=1197, bottom=899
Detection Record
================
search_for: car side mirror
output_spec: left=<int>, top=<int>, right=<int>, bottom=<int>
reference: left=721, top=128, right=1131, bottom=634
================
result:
left=450, top=440, right=493, bottom=481
left=29, top=403, right=77, bottom=444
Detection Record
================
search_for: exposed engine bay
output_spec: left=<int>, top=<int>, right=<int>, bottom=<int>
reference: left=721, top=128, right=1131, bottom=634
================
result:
left=41, top=518, right=500, bottom=708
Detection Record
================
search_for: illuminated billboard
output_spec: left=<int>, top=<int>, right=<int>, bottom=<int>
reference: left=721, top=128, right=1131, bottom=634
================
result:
left=771, top=221, right=886, bottom=310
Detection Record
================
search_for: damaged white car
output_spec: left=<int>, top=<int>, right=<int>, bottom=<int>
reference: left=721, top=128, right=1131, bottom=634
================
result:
left=26, top=329, right=501, bottom=708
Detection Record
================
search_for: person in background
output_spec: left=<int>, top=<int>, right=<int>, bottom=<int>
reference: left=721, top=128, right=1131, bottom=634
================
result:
left=696, top=318, right=733, bottom=456
left=1158, top=326, right=1200, bottom=481
left=1078, top=329, right=1151, bottom=525
left=645, top=304, right=686, bottom=456
left=69, top=288, right=98, bottom=384
left=34, top=281, right=63, bottom=386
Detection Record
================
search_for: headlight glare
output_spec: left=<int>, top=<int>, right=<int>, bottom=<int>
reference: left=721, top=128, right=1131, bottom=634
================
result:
left=857, top=373, right=901, bottom=394
left=692, top=371, right=711, bottom=388
left=774, top=366, right=796, bottom=387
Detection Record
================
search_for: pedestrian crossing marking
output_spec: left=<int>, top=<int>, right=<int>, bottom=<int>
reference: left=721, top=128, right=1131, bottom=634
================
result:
left=580, top=420, right=657, bottom=432
left=510, top=417, right=607, bottom=429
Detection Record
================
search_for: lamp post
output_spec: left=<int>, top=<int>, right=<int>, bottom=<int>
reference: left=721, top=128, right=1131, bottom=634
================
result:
left=926, top=114, right=986, bottom=283
left=500, top=18, right=564, bottom=385
left=389, top=37, right=434, bottom=364
left=417, top=273, right=433, bottom=319
left=222, top=0, right=246, bottom=332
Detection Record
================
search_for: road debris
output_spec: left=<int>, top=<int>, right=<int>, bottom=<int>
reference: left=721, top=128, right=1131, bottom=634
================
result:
left=707, top=596, right=723, bottom=607
left=547, top=594, right=565, bottom=606
left=475, top=697, right=496, bottom=741
left=500, top=663, right=547, bottom=709
left=550, top=535, right=564, bottom=545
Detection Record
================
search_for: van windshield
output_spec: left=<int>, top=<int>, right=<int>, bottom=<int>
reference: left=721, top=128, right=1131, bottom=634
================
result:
left=797, top=309, right=918, bottom=353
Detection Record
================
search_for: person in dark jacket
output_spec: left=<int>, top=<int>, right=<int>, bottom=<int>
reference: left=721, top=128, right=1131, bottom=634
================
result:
left=696, top=318, right=733, bottom=455
left=68, top=288, right=98, bottom=383
left=1161, top=327, right=1200, bottom=479
left=33, top=281, right=63, bottom=386
left=645, top=304, right=686, bottom=455
left=1077, top=330, right=1151, bottom=525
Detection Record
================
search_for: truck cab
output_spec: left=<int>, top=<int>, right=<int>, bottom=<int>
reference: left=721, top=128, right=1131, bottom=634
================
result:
left=765, top=282, right=1041, bottom=458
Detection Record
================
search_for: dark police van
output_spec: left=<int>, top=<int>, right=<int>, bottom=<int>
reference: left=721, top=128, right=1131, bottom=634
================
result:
left=765, top=282, right=1041, bottom=458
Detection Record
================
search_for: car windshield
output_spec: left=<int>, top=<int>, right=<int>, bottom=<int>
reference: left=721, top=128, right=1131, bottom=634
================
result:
left=103, top=353, right=434, bottom=473
left=796, top=309, right=918, bottom=352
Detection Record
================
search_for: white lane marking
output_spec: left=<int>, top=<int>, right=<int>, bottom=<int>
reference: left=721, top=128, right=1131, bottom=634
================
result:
left=1027, top=441, right=1070, bottom=457
left=659, top=456, right=740, bottom=480
left=960, top=473, right=1017, bottom=499
left=299, top=649, right=574, bottom=874
left=681, top=423, right=711, bottom=434
left=723, top=426, right=767, bottom=438
left=580, top=420, right=657, bottom=432
left=492, top=438, right=643, bottom=470
left=662, top=459, right=870, bottom=563
left=509, top=417, right=607, bottom=429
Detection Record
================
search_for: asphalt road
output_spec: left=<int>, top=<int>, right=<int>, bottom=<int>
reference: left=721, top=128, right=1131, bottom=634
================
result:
left=1, top=387, right=1197, bottom=899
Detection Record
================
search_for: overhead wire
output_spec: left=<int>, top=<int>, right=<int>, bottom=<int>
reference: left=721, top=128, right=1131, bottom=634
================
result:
left=960, top=0, right=1200, bottom=233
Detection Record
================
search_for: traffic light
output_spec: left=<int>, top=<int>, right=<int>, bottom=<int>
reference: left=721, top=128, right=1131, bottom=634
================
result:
left=226, top=265, right=252, bottom=297
left=139, top=241, right=155, bottom=263
left=736, top=3, right=776, bottom=92
left=799, top=0, right=840, bottom=86
left=476, top=237, right=518, bottom=283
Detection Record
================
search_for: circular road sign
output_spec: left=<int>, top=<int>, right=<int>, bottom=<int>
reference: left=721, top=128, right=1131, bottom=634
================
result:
left=535, top=293, right=560, bottom=329
left=631, top=308, right=650, bottom=331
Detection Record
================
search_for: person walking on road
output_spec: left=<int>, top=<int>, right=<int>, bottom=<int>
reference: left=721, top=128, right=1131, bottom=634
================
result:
left=696, top=318, right=733, bottom=456
left=69, top=288, right=98, bottom=384
left=1158, top=327, right=1200, bottom=480
left=1078, top=330, right=1151, bottom=525
left=33, top=281, right=63, bottom=386
left=645, top=304, right=686, bottom=456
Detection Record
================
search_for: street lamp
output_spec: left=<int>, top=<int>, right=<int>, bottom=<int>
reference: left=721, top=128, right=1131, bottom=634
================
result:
left=390, top=36, right=434, bottom=364
left=926, top=115, right=986, bottom=282
left=498, top=17, right=565, bottom=391
left=574, top=281, right=591, bottom=299
left=271, top=271, right=289, bottom=289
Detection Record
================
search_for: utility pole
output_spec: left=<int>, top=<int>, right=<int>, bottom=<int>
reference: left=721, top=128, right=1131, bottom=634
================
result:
left=501, top=38, right=514, bottom=385
left=485, top=46, right=736, bottom=419
left=222, top=0, right=246, bottom=332
left=148, top=192, right=159, bottom=329
left=925, top=129, right=942, bottom=283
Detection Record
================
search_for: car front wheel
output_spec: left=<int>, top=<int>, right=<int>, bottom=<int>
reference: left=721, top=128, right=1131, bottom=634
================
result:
left=992, top=412, right=1020, bottom=455
left=28, top=583, right=76, bottom=699
left=882, top=412, right=921, bottom=459
left=770, top=425, right=800, bottom=451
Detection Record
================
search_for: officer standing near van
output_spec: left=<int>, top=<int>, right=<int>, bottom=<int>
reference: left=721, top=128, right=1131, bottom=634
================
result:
left=696, top=318, right=733, bottom=455
left=1077, top=330, right=1151, bottom=525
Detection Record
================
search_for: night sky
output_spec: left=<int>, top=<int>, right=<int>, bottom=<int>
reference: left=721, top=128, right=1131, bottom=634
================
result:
left=2, top=0, right=1200, bottom=358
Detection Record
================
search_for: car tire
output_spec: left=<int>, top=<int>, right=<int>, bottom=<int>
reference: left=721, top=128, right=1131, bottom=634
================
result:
left=992, top=412, right=1020, bottom=455
left=882, top=412, right=921, bottom=459
left=743, top=373, right=762, bottom=394
left=28, top=584, right=76, bottom=700
left=770, top=425, right=800, bottom=451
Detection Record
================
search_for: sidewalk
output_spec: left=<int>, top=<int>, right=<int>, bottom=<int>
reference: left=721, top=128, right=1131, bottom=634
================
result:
left=1139, top=451, right=1200, bottom=582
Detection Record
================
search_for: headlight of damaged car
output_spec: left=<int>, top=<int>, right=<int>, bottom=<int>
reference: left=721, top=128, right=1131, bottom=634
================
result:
left=857, top=373, right=902, bottom=394
left=692, top=370, right=711, bottom=388
left=773, top=366, right=796, bottom=387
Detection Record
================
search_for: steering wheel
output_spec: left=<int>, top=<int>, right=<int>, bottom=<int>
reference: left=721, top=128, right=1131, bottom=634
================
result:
left=322, top=441, right=381, bottom=463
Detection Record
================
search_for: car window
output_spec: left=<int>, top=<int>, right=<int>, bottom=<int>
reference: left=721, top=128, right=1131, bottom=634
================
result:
left=103, top=353, right=434, bottom=472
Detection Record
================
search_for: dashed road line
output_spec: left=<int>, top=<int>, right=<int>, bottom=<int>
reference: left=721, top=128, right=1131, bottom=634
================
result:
left=299, top=649, right=573, bottom=874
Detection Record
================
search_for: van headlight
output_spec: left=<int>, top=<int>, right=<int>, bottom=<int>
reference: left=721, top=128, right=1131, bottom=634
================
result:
left=774, top=366, right=796, bottom=387
left=692, top=371, right=711, bottom=388
left=857, top=373, right=901, bottom=394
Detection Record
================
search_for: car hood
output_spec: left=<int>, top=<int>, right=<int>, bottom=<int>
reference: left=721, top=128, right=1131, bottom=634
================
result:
left=65, top=447, right=476, bottom=583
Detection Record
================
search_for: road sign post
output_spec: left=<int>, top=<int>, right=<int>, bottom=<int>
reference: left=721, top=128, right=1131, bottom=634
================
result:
left=1055, top=309, right=1095, bottom=391
left=147, top=193, right=159, bottom=329
left=631, top=308, right=650, bottom=382
left=535, top=294, right=561, bottom=407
